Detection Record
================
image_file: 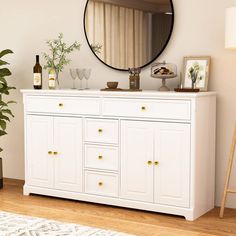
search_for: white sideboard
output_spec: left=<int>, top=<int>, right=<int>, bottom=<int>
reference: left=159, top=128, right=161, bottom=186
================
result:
left=21, top=89, right=216, bottom=221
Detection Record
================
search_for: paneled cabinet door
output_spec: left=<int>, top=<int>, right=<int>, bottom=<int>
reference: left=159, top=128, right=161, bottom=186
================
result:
left=154, top=123, right=191, bottom=208
left=54, top=117, right=83, bottom=192
left=121, top=121, right=154, bottom=202
left=26, top=115, right=54, bottom=188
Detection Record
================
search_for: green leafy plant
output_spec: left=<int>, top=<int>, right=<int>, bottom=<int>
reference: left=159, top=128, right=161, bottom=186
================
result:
left=0, top=49, right=15, bottom=153
left=43, top=33, right=81, bottom=84
left=188, top=62, right=203, bottom=87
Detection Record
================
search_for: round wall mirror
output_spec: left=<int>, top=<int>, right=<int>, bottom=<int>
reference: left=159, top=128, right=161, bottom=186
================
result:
left=84, top=0, right=174, bottom=71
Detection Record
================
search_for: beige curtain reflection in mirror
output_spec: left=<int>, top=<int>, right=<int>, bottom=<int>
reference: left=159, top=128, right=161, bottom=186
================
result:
left=86, top=0, right=151, bottom=69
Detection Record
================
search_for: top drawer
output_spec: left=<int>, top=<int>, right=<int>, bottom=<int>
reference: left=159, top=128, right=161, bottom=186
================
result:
left=102, top=98, right=191, bottom=120
left=25, top=96, right=100, bottom=115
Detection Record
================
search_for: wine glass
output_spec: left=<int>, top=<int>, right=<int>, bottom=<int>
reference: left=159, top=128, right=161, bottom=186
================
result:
left=76, top=69, right=84, bottom=90
left=84, top=68, right=91, bottom=89
left=69, top=68, right=77, bottom=89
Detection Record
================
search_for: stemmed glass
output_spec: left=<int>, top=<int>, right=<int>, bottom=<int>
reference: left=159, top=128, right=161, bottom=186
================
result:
left=84, top=68, right=91, bottom=89
left=69, top=68, right=77, bottom=89
left=76, top=69, right=84, bottom=90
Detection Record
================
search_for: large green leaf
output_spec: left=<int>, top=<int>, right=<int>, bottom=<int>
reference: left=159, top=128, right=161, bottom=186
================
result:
left=7, top=86, right=16, bottom=90
left=0, top=77, right=7, bottom=84
left=0, top=120, right=6, bottom=130
left=0, top=49, right=13, bottom=59
left=0, top=68, right=11, bottom=77
left=0, top=101, right=7, bottom=106
left=0, top=60, right=9, bottom=66
left=1, top=109, right=14, bottom=117
left=7, top=101, right=16, bottom=104
left=0, top=130, right=7, bottom=136
left=0, top=115, right=10, bottom=122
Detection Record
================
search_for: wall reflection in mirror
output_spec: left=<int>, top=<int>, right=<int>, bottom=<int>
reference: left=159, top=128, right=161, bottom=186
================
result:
left=84, top=0, right=174, bottom=71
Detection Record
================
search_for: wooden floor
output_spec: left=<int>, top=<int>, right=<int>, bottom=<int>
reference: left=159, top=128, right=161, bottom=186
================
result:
left=0, top=179, right=236, bottom=236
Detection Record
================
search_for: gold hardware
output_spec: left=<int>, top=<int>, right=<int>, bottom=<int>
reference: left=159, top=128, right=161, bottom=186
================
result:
left=98, top=155, right=103, bottom=160
left=53, top=151, right=58, bottom=155
left=59, top=103, right=63, bottom=107
left=147, top=160, right=152, bottom=165
left=98, top=182, right=103, bottom=186
left=141, top=106, right=146, bottom=111
left=98, top=129, right=103, bottom=133
left=48, top=151, right=53, bottom=155
left=154, top=161, right=159, bottom=166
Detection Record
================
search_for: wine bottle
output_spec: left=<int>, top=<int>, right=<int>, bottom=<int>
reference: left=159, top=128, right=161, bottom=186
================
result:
left=33, top=55, right=42, bottom=89
left=48, top=68, right=56, bottom=89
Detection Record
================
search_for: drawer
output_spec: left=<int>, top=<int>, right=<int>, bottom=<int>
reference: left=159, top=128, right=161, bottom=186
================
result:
left=85, top=145, right=119, bottom=171
left=25, top=96, right=100, bottom=115
left=102, top=99, right=191, bottom=120
left=84, top=119, right=119, bottom=144
left=84, top=171, right=118, bottom=197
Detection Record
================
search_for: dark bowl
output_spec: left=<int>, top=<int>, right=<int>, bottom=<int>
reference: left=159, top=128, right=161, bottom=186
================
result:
left=107, top=81, right=119, bottom=89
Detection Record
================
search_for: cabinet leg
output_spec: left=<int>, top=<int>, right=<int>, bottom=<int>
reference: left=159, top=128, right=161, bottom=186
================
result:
left=184, top=215, right=194, bottom=221
left=23, top=185, right=30, bottom=196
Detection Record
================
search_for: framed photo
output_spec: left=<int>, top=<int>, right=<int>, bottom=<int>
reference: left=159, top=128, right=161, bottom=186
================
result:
left=182, top=56, right=211, bottom=91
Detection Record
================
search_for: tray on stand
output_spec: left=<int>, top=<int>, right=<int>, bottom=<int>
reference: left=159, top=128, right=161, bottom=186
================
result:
left=151, top=62, right=177, bottom=91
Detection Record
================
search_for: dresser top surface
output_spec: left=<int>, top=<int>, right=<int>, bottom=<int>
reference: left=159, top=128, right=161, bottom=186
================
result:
left=21, top=89, right=216, bottom=99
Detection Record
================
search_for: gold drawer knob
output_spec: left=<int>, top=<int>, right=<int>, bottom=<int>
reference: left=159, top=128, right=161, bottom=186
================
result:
left=98, top=129, right=103, bottom=133
left=154, top=161, right=159, bottom=166
left=141, top=106, right=146, bottom=111
left=98, top=182, right=103, bottom=186
left=53, top=151, right=58, bottom=155
left=59, top=103, right=63, bottom=107
left=48, top=151, right=53, bottom=155
left=147, top=160, right=152, bottom=165
left=98, top=155, right=103, bottom=160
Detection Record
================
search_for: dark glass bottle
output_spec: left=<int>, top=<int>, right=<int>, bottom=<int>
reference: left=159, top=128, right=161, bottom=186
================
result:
left=33, top=55, right=42, bottom=89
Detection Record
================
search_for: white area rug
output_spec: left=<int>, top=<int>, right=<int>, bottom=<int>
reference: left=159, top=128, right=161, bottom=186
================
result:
left=0, top=211, right=132, bottom=236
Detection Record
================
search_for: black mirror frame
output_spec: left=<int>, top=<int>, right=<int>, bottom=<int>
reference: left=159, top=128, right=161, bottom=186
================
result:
left=83, top=0, right=175, bottom=72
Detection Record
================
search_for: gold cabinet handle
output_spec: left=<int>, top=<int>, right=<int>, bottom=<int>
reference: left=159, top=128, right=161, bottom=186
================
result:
left=147, top=160, right=152, bottom=165
left=154, top=161, right=159, bottom=166
left=98, top=155, right=103, bottom=160
left=98, top=128, right=103, bottom=133
left=98, top=182, right=103, bottom=186
left=59, top=103, right=64, bottom=107
left=141, top=106, right=146, bottom=111
left=48, top=151, right=53, bottom=155
left=53, top=151, right=58, bottom=155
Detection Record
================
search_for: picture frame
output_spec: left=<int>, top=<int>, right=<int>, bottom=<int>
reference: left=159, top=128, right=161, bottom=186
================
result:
left=182, top=56, right=211, bottom=91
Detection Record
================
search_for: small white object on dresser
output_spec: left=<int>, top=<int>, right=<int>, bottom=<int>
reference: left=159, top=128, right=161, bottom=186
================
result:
left=21, top=89, right=216, bottom=221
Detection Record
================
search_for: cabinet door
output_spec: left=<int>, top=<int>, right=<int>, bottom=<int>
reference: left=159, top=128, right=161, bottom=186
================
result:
left=121, top=121, right=154, bottom=202
left=26, top=115, right=54, bottom=188
left=54, top=117, right=83, bottom=192
left=154, top=123, right=190, bottom=208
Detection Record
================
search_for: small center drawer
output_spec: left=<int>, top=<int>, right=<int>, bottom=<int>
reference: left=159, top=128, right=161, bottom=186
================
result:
left=102, top=98, right=191, bottom=120
left=84, top=119, right=119, bottom=144
left=84, top=171, right=118, bottom=197
left=26, top=96, right=100, bottom=115
left=85, top=145, right=119, bottom=171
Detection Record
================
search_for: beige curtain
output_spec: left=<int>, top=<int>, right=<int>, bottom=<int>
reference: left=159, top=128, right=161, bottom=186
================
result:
left=85, top=0, right=151, bottom=69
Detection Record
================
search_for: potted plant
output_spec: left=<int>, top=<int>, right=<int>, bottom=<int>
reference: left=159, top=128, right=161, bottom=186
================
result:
left=0, top=49, right=15, bottom=188
left=43, top=33, right=81, bottom=87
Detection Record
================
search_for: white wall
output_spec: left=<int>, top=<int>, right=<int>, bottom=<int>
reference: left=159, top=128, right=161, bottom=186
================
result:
left=1, top=0, right=236, bottom=208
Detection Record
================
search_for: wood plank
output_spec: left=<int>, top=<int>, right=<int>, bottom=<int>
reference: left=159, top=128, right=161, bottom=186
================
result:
left=0, top=179, right=236, bottom=235
left=220, top=124, right=236, bottom=218
left=227, top=189, right=236, bottom=193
